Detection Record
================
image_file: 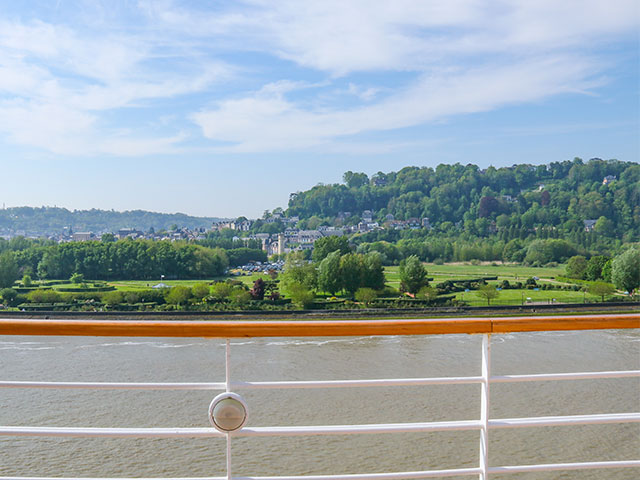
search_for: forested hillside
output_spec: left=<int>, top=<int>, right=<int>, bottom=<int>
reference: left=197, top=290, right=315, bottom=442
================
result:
left=289, top=158, right=638, bottom=237
left=287, top=158, right=638, bottom=264
left=0, top=207, right=220, bottom=235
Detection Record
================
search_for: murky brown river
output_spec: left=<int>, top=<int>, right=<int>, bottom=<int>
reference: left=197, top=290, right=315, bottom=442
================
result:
left=1, top=330, right=638, bottom=479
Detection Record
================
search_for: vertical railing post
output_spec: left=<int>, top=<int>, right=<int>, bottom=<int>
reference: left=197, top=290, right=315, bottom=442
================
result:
left=479, top=334, right=491, bottom=480
left=225, top=339, right=232, bottom=480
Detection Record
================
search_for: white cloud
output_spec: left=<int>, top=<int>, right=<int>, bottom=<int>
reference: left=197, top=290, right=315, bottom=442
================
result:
left=0, top=0, right=637, bottom=157
left=146, top=0, right=639, bottom=75
left=193, top=56, right=602, bottom=152
left=0, top=17, right=231, bottom=156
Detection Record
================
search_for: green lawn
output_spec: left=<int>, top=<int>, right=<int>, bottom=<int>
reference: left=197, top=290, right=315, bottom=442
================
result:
left=28, top=262, right=620, bottom=308
left=455, top=288, right=602, bottom=306
left=384, top=262, right=566, bottom=289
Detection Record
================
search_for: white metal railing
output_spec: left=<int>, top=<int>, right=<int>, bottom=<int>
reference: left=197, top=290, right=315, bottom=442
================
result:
left=1, top=317, right=639, bottom=479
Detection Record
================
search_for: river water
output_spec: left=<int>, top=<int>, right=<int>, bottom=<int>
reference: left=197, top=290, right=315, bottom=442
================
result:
left=1, top=330, right=639, bottom=479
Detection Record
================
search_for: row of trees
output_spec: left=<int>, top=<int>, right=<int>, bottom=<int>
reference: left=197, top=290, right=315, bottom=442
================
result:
left=0, top=240, right=229, bottom=284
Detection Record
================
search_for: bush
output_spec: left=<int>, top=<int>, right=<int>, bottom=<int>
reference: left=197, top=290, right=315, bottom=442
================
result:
left=165, top=286, right=192, bottom=305
left=211, top=282, right=233, bottom=299
left=287, top=282, right=315, bottom=308
left=102, top=291, right=124, bottom=306
left=355, top=287, right=377, bottom=305
left=0, top=288, right=18, bottom=306
left=192, top=283, right=211, bottom=300
left=27, top=289, right=62, bottom=304
left=229, top=288, right=252, bottom=305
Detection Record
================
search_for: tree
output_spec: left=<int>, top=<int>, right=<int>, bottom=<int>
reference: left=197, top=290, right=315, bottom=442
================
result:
left=343, top=171, right=369, bottom=189
left=282, top=251, right=317, bottom=290
left=211, top=282, right=232, bottom=299
left=70, top=272, right=85, bottom=284
left=287, top=281, right=315, bottom=308
left=103, top=291, right=124, bottom=306
left=27, top=289, right=62, bottom=304
left=101, top=233, right=116, bottom=243
left=361, top=252, right=386, bottom=290
left=475, top=284, right=500, bottom=305
left=229, top=288, right=252, bottom=305
left=585, top=255, right=610, bottom=281
left=0, top=288, right=18, bottom=306
left=0, top=251, right=19, bottom=288
left=339, top=253, right=365, bottom=295
left=565, top=256, right=588, bottom=279
left=594, top=216, right=614, bottom=236
left=355, top=287, right=377, bottom=305
left=165, top=286, right=192, bottom=305
left=611, top=248, right=640, bottom=293
left=192, top=283, right=211, bottom=300
left=399, top=255, right=427, bottom=294
left=317, top=251, right=342, bottom=295
left=587, top=282, right=615, bottom=302
left=417, top=285, right=438, bottom=302
left=312, top=236, right=351, bottom=263
left=250, top=278, right=266, bottom=300
left=22, top=274, right=32, bottom=287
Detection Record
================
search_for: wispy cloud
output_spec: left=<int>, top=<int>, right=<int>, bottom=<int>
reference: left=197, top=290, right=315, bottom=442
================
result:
left=0, top=16, right=231, bottom=156
left=193, top=56, right=604, bottom=152
left=0, top=0, right=637, bottom=156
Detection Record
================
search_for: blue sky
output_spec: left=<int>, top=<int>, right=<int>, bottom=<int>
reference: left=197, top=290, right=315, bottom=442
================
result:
left=0, top=0, right=638, bottom=218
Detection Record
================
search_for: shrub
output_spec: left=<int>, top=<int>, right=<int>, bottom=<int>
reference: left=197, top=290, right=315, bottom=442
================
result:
left=355, top=287, right=377, bottom=305
left=165, top=286, right=192, bottom=305
left=287, top=282, right=315, bottom=308
left=192, top=283, right=211, bottom=300
left=0, top=288, right=18, bottom=306
left=229, top=288, right=252, bottom=305
left=27, top=289, right=62, bottom=304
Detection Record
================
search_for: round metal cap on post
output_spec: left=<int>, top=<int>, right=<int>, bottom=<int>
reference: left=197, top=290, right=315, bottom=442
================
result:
left=209, top=392, right=248, bottom=432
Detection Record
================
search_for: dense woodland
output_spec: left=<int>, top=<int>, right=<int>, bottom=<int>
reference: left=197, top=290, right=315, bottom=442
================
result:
left=289, top=158, right=639, bottom=264
left=0, top=207, right=219, bottom=235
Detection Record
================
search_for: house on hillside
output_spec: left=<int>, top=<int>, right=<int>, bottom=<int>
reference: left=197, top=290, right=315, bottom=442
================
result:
left=584, top=219, right=597, bottom=232
left=603, top=175, right=617, bottom=185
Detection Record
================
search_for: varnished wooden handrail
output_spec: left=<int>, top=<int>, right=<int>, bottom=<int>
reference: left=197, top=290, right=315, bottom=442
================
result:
left=0, top=314, right=637, bottom=337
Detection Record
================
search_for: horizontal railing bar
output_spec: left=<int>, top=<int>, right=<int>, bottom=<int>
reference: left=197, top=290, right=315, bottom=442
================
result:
left=0, top=314, right=637, bottom=337
left=0, top=467, right=484, bottom=480
left=2, top=461, right=638, bottom=480
left=0, top=381, right=226, bottom=390
left=0, top=420, right=482, bottom=439
left=3, top=369, right=638, bottom=390
left=234, top=468, right=483, bottom=479
left=3, top=413, right=638, bottom=439
left=0, top=426, right=226, bottom=438
left=237, top=420, right=481, bottom=436
left=490, top=370, right=640, bottom=382
left=233, top=377, right=483, bottom=388
left=488, top=459, right=640, bottom=473
left=489, top=412, right=640, bottom=428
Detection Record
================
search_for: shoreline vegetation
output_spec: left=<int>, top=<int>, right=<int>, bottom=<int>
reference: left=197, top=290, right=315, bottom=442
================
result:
left=0, top=260, right=637, bottom=314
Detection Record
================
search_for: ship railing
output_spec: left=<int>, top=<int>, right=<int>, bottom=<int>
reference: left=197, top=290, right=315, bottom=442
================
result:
left=1, top=313, right=639, bottom=480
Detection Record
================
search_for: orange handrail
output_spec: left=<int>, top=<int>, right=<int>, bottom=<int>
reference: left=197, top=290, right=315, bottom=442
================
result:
left=0, top=314, right=638, bottom=337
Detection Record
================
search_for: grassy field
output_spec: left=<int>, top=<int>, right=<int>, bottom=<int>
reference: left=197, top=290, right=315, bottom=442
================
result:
left=384, top=262, right=565, bottom=288
left=383, top=262, right=623, bottom=305
left=455, top=288, right=599, bottom=306
left=27, top=262, right=620, bottom=307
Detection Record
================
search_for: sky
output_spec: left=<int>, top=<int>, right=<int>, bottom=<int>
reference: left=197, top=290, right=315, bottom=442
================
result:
left=0, top=0, right=638, bottom=218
